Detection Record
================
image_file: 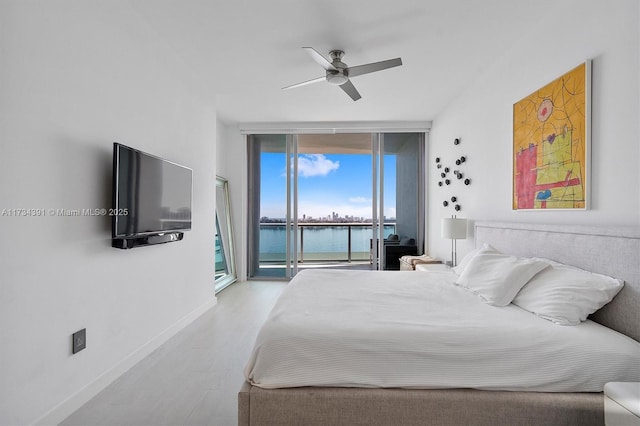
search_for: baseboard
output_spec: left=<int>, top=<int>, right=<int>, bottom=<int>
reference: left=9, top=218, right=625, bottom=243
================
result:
left=32, top=297, right=218, bottom=426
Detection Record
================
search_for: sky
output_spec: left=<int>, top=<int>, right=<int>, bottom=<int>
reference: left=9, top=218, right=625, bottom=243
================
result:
left=260, top=152, right=396, bottom=220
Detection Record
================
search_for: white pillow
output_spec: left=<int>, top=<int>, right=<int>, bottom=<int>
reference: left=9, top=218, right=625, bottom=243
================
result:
left=512, top=259, right=624, bottom=325
left=452, top=243, right=496, bottom=275
left=455, top=247, right=549, bottom=306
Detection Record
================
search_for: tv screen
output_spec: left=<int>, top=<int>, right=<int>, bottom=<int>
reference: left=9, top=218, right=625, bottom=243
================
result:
left=112, top=143, right=192, bottom=239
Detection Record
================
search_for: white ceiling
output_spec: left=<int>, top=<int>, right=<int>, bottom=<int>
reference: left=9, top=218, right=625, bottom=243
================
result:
left=132, top=0, right=560, bottom=125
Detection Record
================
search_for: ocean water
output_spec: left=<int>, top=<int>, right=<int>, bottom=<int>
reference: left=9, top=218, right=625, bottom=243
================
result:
left=259, top=225, right=396, bottom=261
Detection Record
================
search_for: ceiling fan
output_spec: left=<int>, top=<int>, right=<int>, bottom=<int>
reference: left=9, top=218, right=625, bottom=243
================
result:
left=283, top=47, right=402, bottom=101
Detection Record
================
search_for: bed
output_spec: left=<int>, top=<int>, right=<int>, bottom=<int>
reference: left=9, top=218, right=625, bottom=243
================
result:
left=239, top=221, right=640, bottom=426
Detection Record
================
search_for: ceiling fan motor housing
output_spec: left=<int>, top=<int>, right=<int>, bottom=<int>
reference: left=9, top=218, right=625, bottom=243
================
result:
left=326, top=50, right=349, bottom=85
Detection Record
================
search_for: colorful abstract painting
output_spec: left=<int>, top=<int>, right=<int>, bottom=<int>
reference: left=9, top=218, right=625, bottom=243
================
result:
left=513, top=62, right=590, bottom=210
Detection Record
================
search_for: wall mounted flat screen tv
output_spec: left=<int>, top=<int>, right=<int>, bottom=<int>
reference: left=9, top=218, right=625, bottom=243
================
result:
left=112, top=143, right=192, bottom=247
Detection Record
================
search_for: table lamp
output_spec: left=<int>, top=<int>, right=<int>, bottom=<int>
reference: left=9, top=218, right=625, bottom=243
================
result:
left=441, top=217, right=467, bottom=267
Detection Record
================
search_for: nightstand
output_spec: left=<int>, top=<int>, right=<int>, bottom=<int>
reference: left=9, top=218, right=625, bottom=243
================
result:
left=604, top=382, right=640, bottom=426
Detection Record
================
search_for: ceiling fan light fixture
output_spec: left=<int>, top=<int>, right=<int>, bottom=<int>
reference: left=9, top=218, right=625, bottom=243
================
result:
left=326, top=71, right=349, bottom=86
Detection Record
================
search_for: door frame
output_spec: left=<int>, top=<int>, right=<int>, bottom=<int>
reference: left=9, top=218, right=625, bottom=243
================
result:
left=243, top=122, right=431, bottom=280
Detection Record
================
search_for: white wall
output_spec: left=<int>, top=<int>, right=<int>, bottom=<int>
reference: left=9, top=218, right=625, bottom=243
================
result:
left=428, top=0, right=640, bottom=261
left=0, top=2, right=217, bottom=424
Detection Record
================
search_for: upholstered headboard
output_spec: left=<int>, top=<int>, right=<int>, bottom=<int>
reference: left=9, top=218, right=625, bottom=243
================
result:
left=474, top=221, right=640, bottom=343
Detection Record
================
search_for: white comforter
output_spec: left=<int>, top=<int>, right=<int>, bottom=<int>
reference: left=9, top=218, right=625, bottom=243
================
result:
left=245, top=269, right=640, bottom=392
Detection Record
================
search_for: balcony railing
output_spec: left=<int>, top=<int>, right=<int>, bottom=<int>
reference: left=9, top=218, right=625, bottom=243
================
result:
left=259, top=222, right=396, bottom=264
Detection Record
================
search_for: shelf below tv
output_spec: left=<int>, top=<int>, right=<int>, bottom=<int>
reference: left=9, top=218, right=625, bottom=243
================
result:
left=112, top=232, right=184, bottom=249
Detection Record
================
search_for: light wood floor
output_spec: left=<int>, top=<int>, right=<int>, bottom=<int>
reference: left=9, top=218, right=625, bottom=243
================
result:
left=61, top=280, right=287, bottom=426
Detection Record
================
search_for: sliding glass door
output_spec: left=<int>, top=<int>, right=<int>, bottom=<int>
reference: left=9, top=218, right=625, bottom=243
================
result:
left=297, top=134, right=374, bottom=266
left=248, top=132, right=424, bottom=279
left=248, top=134, right=290, bottom=278
left=380, top=133, right=425, bottom=270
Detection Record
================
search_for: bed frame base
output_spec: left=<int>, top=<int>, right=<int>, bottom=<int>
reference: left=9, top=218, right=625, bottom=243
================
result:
left=239, top=382, right=603, bottom=426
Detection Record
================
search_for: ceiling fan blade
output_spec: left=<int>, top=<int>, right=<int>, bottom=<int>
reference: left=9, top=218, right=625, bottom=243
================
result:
left=282, top=76, right=326, bottom=90
left=303, top=47, right=337, bottom=71
left=348, top=58, right=402, bottom=78
left=339, top=80, right=361, bottom=101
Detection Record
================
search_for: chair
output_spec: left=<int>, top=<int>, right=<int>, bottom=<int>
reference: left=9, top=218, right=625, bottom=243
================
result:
left=383, top=236, right=417, bottom=270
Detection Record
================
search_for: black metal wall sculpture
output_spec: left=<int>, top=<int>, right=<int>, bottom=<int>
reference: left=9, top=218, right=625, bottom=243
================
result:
left=436, top=138, right=472, bottom=212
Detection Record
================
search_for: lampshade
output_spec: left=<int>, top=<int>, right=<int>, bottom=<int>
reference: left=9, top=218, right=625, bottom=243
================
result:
left=441, top=218, right=467, bottom=240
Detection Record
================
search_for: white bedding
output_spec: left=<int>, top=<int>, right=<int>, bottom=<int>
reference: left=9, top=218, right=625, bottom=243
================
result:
left=244, top=269, right=640, bottom=392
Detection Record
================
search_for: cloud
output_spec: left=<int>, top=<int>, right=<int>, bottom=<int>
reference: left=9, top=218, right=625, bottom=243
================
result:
left=348, top=196, right=371, bottom=203
left=297, top=154, right=339, bottom=178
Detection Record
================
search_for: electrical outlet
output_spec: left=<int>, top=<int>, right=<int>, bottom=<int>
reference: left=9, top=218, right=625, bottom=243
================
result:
left=72, top=328, right=86, bottom=354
